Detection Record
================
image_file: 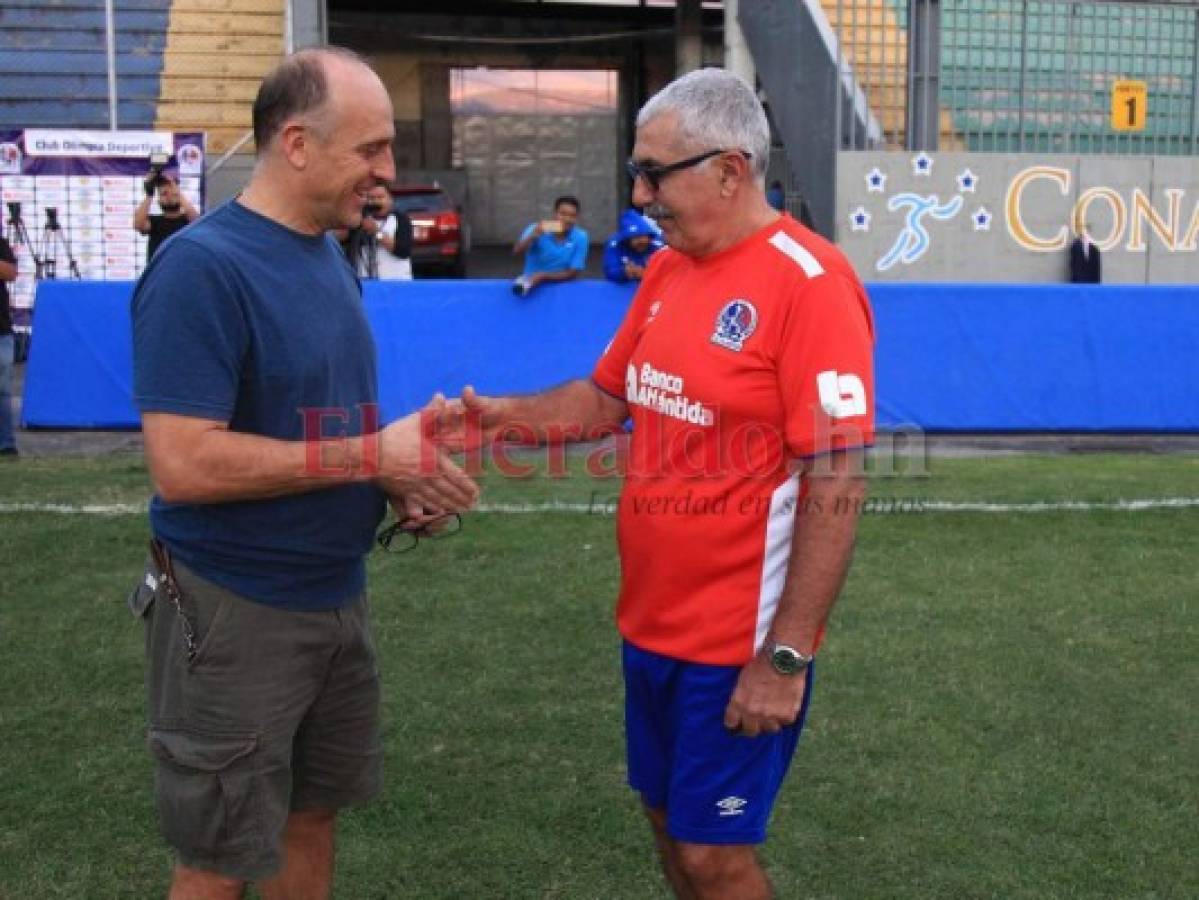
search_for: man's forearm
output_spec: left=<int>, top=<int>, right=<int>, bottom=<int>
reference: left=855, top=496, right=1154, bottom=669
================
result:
left=489, top=379, right=626, bottom=444
left=513, top=227, right=538, bottom=255
left=767, top=456, right=868, bottom=653
left=133, top=198, right=152, bottom=234
left=0, top=261, right=16, bottom=282
left=532, top=269, right=579, bottom=286
left=145, top=422, right=376, bottom=505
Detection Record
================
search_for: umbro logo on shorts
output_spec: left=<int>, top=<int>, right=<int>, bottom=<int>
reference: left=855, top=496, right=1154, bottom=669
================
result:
left=716, top=796, right=748, bottom=817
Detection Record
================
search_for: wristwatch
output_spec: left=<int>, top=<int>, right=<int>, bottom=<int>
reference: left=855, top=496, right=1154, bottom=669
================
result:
left=766, top=641, right=814, bottom=676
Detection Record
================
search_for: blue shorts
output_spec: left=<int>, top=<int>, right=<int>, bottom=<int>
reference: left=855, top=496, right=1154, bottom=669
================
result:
left=622, top=640, right=814, bottom=845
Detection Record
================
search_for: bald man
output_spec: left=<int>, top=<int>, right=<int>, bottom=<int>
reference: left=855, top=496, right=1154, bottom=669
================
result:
left=130, top=48, right=477, bottom=899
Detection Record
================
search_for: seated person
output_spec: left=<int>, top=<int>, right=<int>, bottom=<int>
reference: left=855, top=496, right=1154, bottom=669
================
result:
left=512, top=195, right=588, bottom=296
left=602, top=208, right=664, bottom=283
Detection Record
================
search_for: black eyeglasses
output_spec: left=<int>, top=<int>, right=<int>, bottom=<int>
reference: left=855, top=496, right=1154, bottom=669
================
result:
left=376, top=513, right=463, bottom=553
left=626, top=149, right=752, bottom=191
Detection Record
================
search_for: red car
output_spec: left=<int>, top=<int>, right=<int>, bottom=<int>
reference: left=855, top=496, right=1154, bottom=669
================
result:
left=389, top=185, right=469, bottom=277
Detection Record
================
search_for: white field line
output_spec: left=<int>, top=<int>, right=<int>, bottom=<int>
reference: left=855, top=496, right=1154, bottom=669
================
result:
left=482, top=499, right=1199, bottom=514
left=2, top=498, right=1198, bottom=517
left=0, top=502, right=148, bottom=515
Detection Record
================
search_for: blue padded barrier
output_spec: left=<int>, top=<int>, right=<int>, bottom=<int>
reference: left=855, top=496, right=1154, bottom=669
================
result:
left=364, top=279, right=630, bottom=425
left=22, top=281, right=138, bottom=429
left=21, top=279, right=1199, bottom=431
left=869, top=283, right=1199, bottom=431
left=21, top=279, right=634, bottom=430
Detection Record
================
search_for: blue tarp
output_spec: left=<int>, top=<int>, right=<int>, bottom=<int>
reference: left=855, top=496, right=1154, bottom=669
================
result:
left=21, top=279, right=1199, bottom=431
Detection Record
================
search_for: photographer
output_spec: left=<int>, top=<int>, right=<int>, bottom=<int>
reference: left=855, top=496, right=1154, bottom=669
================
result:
left=134, top=173, right=198, bottom=262
left=336, top=185, right=412, bottom=280
left=366, top=184, right=412, bottom=280
left=511, top=195, right=588, bottom=297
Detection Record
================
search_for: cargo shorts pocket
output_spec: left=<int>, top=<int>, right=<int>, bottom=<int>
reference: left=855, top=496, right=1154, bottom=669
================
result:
left=148, top=727, right=262, bottom=854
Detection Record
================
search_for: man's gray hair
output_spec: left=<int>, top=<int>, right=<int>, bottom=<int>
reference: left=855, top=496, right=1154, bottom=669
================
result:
left=636, top=68, right=770, bottom=182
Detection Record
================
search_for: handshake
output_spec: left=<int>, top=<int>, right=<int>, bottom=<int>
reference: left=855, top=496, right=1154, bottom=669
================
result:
left=368, top=386, right=507, bottom=532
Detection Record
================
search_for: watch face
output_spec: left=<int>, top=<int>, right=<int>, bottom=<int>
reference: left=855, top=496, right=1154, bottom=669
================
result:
left=771, top=647, right=802, bottom=675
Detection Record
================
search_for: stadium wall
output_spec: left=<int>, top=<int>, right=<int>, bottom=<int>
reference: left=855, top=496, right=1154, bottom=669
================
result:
left=839, top=151, right=1199, bottom=284
left=21, top=279, right=1199, bottom=433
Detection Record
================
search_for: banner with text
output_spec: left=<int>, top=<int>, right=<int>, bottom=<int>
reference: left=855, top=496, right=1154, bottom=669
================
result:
left=837, top=152, right=1198, bottom=284
left=0, top=129, right=205, bottom=326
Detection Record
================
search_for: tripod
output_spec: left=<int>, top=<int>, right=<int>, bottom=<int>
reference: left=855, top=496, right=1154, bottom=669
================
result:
left=3, top=202, right=43, bottom=276
left=38, top=208, right=81, bottom=280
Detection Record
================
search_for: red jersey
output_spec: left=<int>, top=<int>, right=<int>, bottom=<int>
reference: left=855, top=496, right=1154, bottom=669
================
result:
left=592, top=214, right=875, bottom=665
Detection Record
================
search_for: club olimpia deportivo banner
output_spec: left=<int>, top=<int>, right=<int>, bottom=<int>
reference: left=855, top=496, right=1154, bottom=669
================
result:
left=0, top=129, right=206, bottom=327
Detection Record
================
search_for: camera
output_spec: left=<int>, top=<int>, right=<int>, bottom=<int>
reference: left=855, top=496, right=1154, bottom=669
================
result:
left=5, top=201, right=20, bottom=223
left=362, top=199, right=389, bottom=219
left=145, top=150, right=172, bottom=195
left=45, top=207, right=60, bottom=231
left=148, top=150, right=170, bottom=182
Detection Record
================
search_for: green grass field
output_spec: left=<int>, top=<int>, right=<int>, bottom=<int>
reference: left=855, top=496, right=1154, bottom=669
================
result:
left=1, top=452, right=1196, bottom=899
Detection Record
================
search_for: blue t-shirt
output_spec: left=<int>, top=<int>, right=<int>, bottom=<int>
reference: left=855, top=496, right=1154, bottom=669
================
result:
left=132, top=200, right=386, bottom=610
left=520, top=223, right=589, bottom=276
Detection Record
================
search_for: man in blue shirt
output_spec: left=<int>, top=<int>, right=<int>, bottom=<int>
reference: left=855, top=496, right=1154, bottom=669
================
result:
left=602, top=208, right=664, bottom=283
left=511, top=195, right=589, bottom=296
left=130, top=47, right=477, bottom=898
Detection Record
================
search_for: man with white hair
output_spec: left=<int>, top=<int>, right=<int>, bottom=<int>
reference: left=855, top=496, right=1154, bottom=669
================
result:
left=130, top=47, right=477, bottom=899
left=440, top=67, right=875, bottom=898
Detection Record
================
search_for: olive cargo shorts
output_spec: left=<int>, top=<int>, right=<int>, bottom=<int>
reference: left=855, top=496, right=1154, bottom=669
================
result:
left=130, top=547, right=382, bottom=880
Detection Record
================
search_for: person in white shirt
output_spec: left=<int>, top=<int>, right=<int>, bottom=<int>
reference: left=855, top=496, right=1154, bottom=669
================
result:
left=366, top=184, right=413, bottom=280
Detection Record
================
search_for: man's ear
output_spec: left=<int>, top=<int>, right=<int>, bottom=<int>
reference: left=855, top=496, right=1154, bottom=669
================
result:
left=277, top=122, right=309, bottom=171
left=719, top=152, right=747, bottom=197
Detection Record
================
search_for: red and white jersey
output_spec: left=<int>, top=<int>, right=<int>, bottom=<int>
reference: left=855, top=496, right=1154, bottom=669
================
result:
left=592, top=214, right=875, bottom=666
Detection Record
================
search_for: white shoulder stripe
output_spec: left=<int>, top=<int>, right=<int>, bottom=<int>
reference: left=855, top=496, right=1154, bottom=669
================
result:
left=768, top=231, right=825, bottom=278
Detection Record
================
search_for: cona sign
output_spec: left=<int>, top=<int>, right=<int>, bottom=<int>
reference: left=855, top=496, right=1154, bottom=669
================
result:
left=1005, top=165, right=1199, bottom=253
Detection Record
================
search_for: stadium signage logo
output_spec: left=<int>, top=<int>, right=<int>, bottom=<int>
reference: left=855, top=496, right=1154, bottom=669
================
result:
left=876, top=193, right=964, bottom=271
left=1006, top=165, right=1199, bottom=253
left=0, top=142, right=20, bottom=174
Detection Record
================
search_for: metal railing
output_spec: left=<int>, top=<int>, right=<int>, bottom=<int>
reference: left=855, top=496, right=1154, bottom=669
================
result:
left=827, top=0, right=1199, bottom=154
